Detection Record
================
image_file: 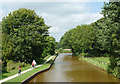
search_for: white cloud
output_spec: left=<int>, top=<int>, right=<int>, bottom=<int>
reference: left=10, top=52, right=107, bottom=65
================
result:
left=89, top=12, right=103, bottom=23
left=43, top=12, right=103, bottom=27
left=1, top=2, right=104, bottom=41
left=39, top=12, right=103, bottom=41
left=36, top=2, right=103, bottom=42
left=61, top=3, right=87, bottom=12
left=63, top=12, right=103, bottom=24
left=41, top=13, right=49, bottom=17
left=49, top=26, right=60, bottom=33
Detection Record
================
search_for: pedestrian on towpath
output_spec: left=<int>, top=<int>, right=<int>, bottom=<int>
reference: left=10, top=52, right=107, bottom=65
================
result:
left=33, top=60, right=36, bottom=68
left=32, top=61, right=34, bottom=69
left=18, top=66, right=21, bottom=75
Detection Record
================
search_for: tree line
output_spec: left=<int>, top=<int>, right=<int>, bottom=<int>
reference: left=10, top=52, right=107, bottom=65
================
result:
left=1, top=8, right=56, bottom=72
left=59, top=2, right=120, bottom=78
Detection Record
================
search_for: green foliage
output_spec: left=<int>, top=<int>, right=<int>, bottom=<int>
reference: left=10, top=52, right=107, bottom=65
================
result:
left=2, top=8, right=50, bottom=63
left=55, top=42, right=61, bottom=49
left=2, top=8, right=56, bottom=73
left=79, top=53, right=88, bottom=57
left=4, top=63, right=50, bottom=83
left=81, top=57, right=109, bottom=71
left=60, top=25, right=96, bottom=56
left=7, top=60, right=27, bottom=72
left=100, top=1, right=120, bottom=77
left=59, top=1, right=120, bottom=78
left=58, top=48, right=63, bottom=53
left=60, top=29, right=73, bottom=49
left=41, top=36, right=55, bottom=58
left=0, top=22, right=2, bottom=60
left=5, top=56, right=56, bottom=83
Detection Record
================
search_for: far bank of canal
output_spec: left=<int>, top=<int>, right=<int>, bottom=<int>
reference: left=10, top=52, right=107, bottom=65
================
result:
left=28, top=53, right=119, bottom=82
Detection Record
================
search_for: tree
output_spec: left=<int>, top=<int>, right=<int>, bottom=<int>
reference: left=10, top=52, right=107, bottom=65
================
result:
left=98, top=1, right=120, bottom=77
left=55, top=42, right=61, bottom=49
left=60, top=29, right=73, bottom=49
left=2, top=8, right=50, bottom=63
left=60, top=25, right=96, bottom=56
left=41, top=36, right=56, bottom=57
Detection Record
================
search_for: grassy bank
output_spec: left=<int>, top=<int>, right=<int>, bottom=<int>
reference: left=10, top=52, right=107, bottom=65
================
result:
left=2, top=55, right=56, bottom=83
left=79, top=57, right=110, bottom=71
left=2, top=64, right=30, bottom=80
left=1, top=55, right=52, bottom=80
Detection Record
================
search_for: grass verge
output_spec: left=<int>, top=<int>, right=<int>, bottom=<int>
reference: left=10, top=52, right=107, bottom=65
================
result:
left=44, top=55, right=51, bottom=60
left=1, top=55, right=53, bottom=80
left=2, top=55, right=56, bottom=83
left=80, top=57, right=110, bottom=71
left=2, top=64, right=30, bottom=80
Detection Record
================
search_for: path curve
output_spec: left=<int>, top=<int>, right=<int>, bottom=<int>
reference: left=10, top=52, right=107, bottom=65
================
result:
left=0, top=56, right=54, bottom=83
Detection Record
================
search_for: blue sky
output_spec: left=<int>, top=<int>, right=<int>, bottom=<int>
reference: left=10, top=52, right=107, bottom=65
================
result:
left=0, top=0, right=108, bottom=42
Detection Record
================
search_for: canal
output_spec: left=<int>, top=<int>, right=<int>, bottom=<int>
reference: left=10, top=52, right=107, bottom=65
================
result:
left=28, top=53, right=119, bottom=82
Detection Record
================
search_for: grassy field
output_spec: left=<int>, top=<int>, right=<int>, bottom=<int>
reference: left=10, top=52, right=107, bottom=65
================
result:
left=80, top=57, right=110, bottom=71
left=2, top=55, right=56, bottom=83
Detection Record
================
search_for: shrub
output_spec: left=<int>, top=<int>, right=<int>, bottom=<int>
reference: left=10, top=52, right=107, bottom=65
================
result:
left=103, top=53, right=109, bottom=57
left=7, top=60, right=27, bottom=72
left=59, top=48, right=63, bottom=53
left=79, top=53, right=88, bottom=57
left=2, top=67, right=7, bottom=73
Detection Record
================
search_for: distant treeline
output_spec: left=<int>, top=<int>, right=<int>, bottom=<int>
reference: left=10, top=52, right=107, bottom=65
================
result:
left=1, top=8, right=56, bottom=72
left=59, top=2, right=120, bottom=78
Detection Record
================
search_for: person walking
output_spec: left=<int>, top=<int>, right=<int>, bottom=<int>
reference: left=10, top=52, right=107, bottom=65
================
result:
left=33, top=60, right=36, bottom=68
left=32, top=61, right=34, bottom=69
left=18, top=66, right=21, bottom=75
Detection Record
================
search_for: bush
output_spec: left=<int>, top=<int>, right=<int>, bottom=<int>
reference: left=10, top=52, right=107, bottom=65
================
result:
left=108, top=66, right=120, bottom=78
left=103, top=53, right=109, bottom=57
left=2, top=67, right=7, bottom=73
left=117, top=66, right=120, bottom=78
left=59, top=48, right=63, bottom=53
left=41, top=49, right=49, bottom=58
left=7, top=60, right=27, bottom=72
left=55, top=52, right=58, bottom=56
left=79, top=53, right=88, bottom=57
left=107, top=56, right=120, bottom=78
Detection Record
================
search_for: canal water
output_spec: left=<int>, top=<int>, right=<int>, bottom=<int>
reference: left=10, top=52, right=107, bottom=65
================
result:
left=28, top=53, right=119, bottom=82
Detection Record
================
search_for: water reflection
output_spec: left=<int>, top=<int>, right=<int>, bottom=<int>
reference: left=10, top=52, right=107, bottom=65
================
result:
left=28, top=53, right=119, bottom=82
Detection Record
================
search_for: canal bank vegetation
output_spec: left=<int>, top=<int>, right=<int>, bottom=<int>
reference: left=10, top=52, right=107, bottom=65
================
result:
left=1, top=8, right=56, bottom=79
left=2, top=55, right=57, bottom=83
left=59, top=1, right=120, bottom=79
left=1, top=55, right=51, bottom=80
left=79, top=57, right=110, bottom=71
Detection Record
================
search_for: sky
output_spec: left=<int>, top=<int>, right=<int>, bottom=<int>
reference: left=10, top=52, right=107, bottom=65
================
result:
left=0, top=0, right=109, bottom=42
